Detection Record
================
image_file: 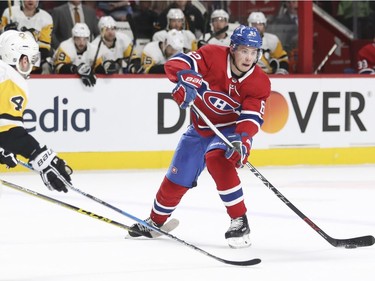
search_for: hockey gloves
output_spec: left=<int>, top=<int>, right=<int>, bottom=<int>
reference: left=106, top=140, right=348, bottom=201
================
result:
left=103, top=60, right=120, bottom=74
left=0, top=148, right=17, bottom=168
left=225, top=133, right=251, bottom=168
left=29, top=146, right=72, bottom=193
left=172, top=69, right=203, bottom=109
left=77, top=63, right=96, bottom=87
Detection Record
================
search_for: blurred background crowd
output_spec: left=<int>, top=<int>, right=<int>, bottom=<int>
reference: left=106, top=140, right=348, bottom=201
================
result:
left=0, top=0, right=374, bottom=85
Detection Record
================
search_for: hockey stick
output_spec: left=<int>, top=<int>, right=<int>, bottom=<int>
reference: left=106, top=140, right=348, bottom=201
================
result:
left=198, top=25, right=229, bottom=48
left=17, top=160, right=261, bottom=266
left=191, top=103, right=375, bottom=248
left=0, top=178, right=136, bottom=232
left=7, top=0, right=12, bottom=23
left=314, top=43, right=338, bottom=74
left=206, top=25, right=229, bottom=42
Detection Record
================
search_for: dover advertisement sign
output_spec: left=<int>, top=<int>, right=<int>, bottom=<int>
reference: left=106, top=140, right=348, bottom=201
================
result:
left=26, top=76, right=374, bottom=152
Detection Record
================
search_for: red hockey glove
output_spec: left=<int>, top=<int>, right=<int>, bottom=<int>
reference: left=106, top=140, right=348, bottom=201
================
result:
left=225, top=133, right=252, bottom=168
left=172, top=69, right=203, bottom=109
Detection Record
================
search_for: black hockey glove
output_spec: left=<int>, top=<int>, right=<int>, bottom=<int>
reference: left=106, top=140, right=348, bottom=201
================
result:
left=77, top=63, right=96, bottom=87
left=103, top=60, right=120, bottom=74
left=0, top=148, right=17, bottom=168
left=128, top=57, right=142, bottom=73
left=4, top=21, right=18, bottom=31
left=29, top=146, right=72, bottom=193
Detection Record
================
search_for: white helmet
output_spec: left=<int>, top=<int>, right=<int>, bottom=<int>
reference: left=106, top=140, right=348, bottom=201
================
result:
left=72, top=23, right=90, bottom=38
left=247, top=12, right=267, bottom=26
left=167, top=8, right=185, bottom=29
left=211, top=9, right=229, bottom=21
left=165, top=29, right=184, bottom=52
left=98, top=16, right=116, bottom=30
left=0, top=30, right=39, bottom=76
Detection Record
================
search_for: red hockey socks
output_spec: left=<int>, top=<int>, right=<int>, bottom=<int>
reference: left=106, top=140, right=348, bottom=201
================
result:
left=150, top=176, right=188, bottom=225
left=206, top=149, right=247, bottom=218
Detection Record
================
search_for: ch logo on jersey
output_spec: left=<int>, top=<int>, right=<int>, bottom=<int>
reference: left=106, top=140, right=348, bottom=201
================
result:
left=202, top=91, right=240, bottom=115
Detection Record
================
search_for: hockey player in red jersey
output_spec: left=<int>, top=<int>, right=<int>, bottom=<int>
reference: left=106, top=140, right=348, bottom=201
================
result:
left=128, top=25, right=271, bottom=248
left=357, top=35, right=375, bottom=74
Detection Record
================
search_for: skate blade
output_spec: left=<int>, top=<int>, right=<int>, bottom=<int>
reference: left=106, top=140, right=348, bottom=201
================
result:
left=227, top=234, right=251, bottom=249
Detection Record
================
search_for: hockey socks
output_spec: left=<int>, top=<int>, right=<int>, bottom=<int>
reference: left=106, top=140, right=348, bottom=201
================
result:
left=206, top=149, right=247, bottom=218
left=150, top=176, right=188, bottom=225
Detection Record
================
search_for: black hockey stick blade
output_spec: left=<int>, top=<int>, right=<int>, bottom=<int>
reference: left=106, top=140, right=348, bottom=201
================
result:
left=221, top=257, right=261, bottom=266
left=330, top=235, right=375, bottom=249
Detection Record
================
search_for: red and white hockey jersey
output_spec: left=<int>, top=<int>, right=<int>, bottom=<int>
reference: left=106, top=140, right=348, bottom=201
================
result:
left=165, top=44, right=271, bottom=139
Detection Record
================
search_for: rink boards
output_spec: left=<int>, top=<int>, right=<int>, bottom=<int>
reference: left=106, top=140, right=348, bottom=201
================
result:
left=2, top=74, right=374, bottom=171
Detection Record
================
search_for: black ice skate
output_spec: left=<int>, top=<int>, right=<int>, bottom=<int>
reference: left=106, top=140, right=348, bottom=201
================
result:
left=225, top=214, right=251, bottom=248
left=128, top=217, right=163, bottom=238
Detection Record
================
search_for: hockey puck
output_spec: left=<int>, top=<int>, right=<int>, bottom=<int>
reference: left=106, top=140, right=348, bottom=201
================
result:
left=345, top=244, right=357, bottom=249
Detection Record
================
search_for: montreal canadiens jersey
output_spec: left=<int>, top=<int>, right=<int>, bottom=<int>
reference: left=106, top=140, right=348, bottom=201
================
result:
left=258, top=32, right=288, bottom=74
left=165, top=44, right=271, bottom=138
left=199, top=32, right=231, bottom=47
left=0, top=60, right=29, bottom=133
left=53, top=38, right=99, bottom=72
left=153, top=29, right=197, bottom=51
left=1, top=6, right=53, bottom=52
left=357, top=42, right=375, bottom=74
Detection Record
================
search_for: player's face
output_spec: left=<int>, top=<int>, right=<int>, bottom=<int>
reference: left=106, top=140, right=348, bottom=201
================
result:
left=251, top=22, right=265, bottom=35
left=211, top=17, right=227, bottom=33
left=169, top=19, right=184, bottom=30
left=230, top=45, right=259, bottom=75
left=18, top=55, right=32, bottom=74
left=74, top=37, right=88, bottom=52
left=23, top=0, right=38, bottom=10
left=103, top=27, right=116, bottom=42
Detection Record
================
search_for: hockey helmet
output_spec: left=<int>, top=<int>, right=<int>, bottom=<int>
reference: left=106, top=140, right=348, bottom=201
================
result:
left=0, top=30, right=39, bottom=76
left=165, top=29, right=184, bottom=52
left=98, top=16, right=116, bottom=30
left=247, top=12, right=267, bottom=26
left=72, top=23, right=90, bottom=38
left=211, top=9, right=229, bottom=21
left=230, top=25, right=262, bottom=49
left=167, top=8, right=185, bottom=29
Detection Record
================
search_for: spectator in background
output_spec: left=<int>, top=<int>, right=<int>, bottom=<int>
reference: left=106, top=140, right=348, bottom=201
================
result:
left=197, top=9, right=230, bottom=48
left=53, top=23, right=98, bottom=87
left=337, top=1, right=373, bottom=39
left=51, top=0, right=99, bottom=50
left=141, top=29, right=184, bottom=74
left=132, top=0, right=159, bottom=40
left=157, top=1, right=205, bottom=38
left=92, top=16, right=142, bottom=74
left=153, top=8, right=196, bottom=53
left=275, top=0, right=298, bottom=25
left=1, top=0, right=53, bottom=74
left=357, top=35, right=375, bottom=74
left=248, top=11, right=289, bottom=75
left=97, top=1, right=131, bottom=22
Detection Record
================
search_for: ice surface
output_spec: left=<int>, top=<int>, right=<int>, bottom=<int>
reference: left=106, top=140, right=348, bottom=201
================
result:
left=1, top=165, right=374, bottom=280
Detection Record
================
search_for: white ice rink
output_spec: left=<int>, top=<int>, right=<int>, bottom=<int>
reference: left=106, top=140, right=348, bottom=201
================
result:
left=1, top=165, right=374, bottom=281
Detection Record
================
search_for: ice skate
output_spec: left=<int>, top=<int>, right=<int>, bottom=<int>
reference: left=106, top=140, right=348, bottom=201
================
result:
left=225, top=214, right=251, bottom=248
left=127, top=217, right=179, bottom=239
left=128, top=217, right=162, bottom=238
